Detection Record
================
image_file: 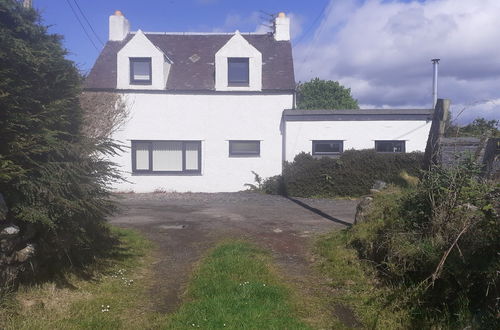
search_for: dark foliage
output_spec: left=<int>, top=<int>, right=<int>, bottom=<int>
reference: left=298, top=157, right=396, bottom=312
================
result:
left=0, top=0, right=120, bottom=274
left=446, top=117, right=500, bottom=138
left=264, top=150, right=423, bottom=197
left=349, top=159, right=499, bottom=328
left=296, top=78, right=359, bottom=110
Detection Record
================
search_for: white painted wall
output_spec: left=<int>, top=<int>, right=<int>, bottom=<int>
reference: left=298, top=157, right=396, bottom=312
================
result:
left=285, top=120, right=431, bottom=161
left=111, top=93, right=293, bottom=192
left=117, top=31, right=171, bottom=90
left=215, top=32, right=262, bottom=91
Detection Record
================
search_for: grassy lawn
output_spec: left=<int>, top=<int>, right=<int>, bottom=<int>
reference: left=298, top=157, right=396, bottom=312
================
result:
left=315, top=230, right=410, bottom=329
left=1, top=232, right=314, bottom=329
left=163, top=241, right=311, bottom=329
left=0, top=226, right=157, bottom=330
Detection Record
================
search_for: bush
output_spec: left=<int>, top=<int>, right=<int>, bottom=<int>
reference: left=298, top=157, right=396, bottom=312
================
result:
left=272, top=150, right=423, bottom=197
left=348, top=159, right=500, bottom=328
left=0, top=1, right=120, bottom=279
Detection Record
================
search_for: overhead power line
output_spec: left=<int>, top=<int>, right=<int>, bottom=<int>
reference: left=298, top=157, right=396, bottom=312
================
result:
left=64, top=0, right=99, bottom=52
left=72, top=0, right=104, bottom=46
left=293, top=0, right=330, bottom=49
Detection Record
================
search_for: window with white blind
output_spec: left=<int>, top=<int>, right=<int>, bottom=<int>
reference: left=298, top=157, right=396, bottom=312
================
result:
left=131, top=141, right=201, bottom=174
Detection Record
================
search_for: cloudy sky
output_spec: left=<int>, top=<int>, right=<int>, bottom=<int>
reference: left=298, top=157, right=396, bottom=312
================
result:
left=36, top=0, right=499, bottom=124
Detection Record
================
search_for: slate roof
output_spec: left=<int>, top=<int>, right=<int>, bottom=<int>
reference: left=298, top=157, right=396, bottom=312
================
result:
left=85, top=32, right=295, bottom=91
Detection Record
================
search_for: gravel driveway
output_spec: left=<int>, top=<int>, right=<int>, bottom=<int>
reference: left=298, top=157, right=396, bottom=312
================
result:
left=109, top=192, right=358, bottom=316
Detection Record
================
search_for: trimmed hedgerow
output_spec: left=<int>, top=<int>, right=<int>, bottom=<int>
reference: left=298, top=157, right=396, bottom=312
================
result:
left=265, top=150, right=424, bottom=198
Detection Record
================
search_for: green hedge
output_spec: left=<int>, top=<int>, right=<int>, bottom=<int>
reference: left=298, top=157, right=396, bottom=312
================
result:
left=269, top=150, right=423, bottom=198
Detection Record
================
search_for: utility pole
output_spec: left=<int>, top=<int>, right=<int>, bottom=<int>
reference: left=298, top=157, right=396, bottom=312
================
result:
left=23, top=0, right=32, bottom=9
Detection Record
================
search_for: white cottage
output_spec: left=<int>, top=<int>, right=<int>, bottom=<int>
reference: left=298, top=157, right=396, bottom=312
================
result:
left=85, top=11, right=433, bottom=193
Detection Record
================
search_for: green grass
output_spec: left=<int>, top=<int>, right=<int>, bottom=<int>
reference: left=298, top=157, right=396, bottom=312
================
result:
left=163, top=241, right=311, bottom=330
left=0, top=226, right=156, bottom=330
left=315, top=230, right=411, bottom=329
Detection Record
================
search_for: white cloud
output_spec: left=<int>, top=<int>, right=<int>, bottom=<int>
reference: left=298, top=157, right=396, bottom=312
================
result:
left=294, top=0, right=500, bottom=122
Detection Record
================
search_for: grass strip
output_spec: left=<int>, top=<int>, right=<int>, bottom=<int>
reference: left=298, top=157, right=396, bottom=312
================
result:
left=1, top=226, right=154, bottom=330
left=164, top=241, right=311, bottom=329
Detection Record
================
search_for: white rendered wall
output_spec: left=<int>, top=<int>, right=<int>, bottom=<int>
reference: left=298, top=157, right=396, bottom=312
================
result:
left=111, top=93, right=293, bottom=192
left=285, top=120, right=431, bottom=162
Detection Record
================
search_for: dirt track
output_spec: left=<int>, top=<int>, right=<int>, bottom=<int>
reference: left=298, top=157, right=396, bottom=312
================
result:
left=109, top=192, right=358, bottom=322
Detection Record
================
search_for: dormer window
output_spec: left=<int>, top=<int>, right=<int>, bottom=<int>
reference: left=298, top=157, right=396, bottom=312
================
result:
left=130, top=57, right=152, bottom=84
left=228, top=57, right=249, bottom=86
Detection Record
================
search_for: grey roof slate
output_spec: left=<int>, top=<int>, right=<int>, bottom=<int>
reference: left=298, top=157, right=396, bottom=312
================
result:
left=85, top=33, right=295, bottom=91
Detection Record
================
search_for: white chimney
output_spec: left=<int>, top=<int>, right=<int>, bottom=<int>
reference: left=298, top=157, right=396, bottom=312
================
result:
left=109, top=10, right=130, bottom=41
left=274, top=12, right=290, bottom=41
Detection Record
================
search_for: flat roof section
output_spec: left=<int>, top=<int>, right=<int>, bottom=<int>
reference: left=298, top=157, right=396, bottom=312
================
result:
left=283, top=109, right=434, bottom=121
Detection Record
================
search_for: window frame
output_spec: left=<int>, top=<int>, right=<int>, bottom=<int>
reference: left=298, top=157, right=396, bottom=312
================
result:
left=312, top=140, right=344, bottom=155
left=374, top=140, right=406, bottom=153
left=228, top=140, right=261, bottom=157
left=129, top=57, right=152, bottom=85
left=131, top=140, right=202, bottom=174
left=227, top=57, right=250, bottom=86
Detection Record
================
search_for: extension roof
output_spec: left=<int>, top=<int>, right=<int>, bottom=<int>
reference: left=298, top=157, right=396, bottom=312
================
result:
left=85, top=32, right=295, bottom=92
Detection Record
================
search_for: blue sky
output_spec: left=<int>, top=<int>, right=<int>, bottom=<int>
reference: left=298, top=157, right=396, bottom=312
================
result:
left=35, top=0, right=325, bottom=72
left=35, top=0, right=499, bottom=124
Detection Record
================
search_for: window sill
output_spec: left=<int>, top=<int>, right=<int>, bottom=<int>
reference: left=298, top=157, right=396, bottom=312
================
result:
left=227, top=83, right=250, bottom=87
left=132, top=171, right=202, bottom=176
left=228, top=154, right=261, bottom=158
left=130, top=80, right=152, bottom=85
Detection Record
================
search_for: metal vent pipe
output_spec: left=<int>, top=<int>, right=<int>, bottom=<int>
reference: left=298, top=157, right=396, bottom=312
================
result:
left=432, top=58, right=440, bottom=108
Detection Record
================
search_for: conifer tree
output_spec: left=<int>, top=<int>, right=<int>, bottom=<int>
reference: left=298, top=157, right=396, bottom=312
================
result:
left=0, top=0, right=120, bottom=271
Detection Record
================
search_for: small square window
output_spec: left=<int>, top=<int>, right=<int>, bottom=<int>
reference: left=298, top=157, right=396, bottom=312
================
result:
left=312, top=140, right=344, bottom=155
left=375, top=140, right=406, bottom=153
left=130, top=58, right=152, bottom=84
left=229, top=140, right=260, bottom=157
left=228, top=58, right=249, bottom=86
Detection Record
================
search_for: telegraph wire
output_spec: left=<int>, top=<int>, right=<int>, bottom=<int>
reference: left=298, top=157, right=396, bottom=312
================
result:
left=292, top=0, right=329, bottom=49
left=72, top=0, right=104, bottom=46
left=64, top=0, right=99, bottom=52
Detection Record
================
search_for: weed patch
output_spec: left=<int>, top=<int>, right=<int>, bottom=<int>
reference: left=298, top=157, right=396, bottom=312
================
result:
left=315, top=230, right=411, bottom=329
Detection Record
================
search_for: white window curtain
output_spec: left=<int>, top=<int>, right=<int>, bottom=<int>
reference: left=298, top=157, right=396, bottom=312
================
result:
left=185, top=142, right=199, bottom=171
left=135, top=143, right=150, bottom=170
left=152, top=142, right=182, bottom=171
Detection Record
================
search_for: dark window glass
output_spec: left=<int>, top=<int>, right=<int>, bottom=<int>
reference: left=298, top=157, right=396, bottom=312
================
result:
left=228, top=58, right=249, bottom=85
left=131, top=141, right=201, bottom=174
left=130, top=58, right=151, bottom=84
left=375, top=140, right=406, bottom=153
left=312, top=141, right=344, bottom=155
left=229, top=140, right=260, bottom=157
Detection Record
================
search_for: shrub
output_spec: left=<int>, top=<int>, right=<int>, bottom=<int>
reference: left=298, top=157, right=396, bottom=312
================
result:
left=348, top=159, right=500, bottom=328
left=0, top=1, right=120, bottom=279
left=277, top=150, right=423, bottom=198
